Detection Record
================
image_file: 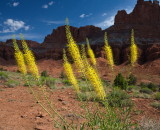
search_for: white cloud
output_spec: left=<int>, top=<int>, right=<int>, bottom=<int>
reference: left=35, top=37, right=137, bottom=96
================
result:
left=42, top=4, right=48, bottom=9
left=80, top=13, right=92, bottom=18
left=95, top=16, right=115, bottom=29
left=48, top=1, right=54, bottom=6
left=42, top=1, right=54, bottom=9
left=80, top=14, right=85, bottom=18
left=102, top=13, right=107, bottom=16
left=0, top=19, right=30, bottom=33
left=13, top=2, right=19, bottom=7
left=43, top=20, right=64, bottom=25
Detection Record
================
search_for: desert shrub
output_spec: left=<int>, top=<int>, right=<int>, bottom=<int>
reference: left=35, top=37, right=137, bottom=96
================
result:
left=114, top=73, right=128, bottom=90
left=45, top=77, right=56, bottom=89
left=62, top=79, right=71, bottom=86
left=139, top=82, right=159, bottom=92
left=0, top=71, right=8, bottom=80
left=77, top=91, right=98, bottom=101
left=139, top=82, right=148, bottom=88
left=107, top=88, right=133, bottom=107
left=127, top=73, right=137, bottom=85
left=147, top=83, right=159, bottom=92
left=154, top=92, right=160, bottom=100
left=133, top=92, right=152, bottom=99
left=79, top=103, right=135, bottom=130
left=140, top=88, right=153, bottom=94
left=127, top=85, right=137, bottom=92
left=151, top=102, right=160, bottom=110
left=5, top=80, right=20, bottom=88
left=41, top=70, right=49, bottom=77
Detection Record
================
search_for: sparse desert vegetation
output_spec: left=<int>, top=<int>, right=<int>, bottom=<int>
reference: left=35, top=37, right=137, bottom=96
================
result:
left=0, top=20, right=159, bottom=130
left=0, top=0, right=160, bottom=129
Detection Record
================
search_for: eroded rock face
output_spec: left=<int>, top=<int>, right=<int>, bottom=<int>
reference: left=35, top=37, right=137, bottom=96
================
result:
left=112, top=0, right=160, bottom=40
left=42, top=25, right=102, bottom=48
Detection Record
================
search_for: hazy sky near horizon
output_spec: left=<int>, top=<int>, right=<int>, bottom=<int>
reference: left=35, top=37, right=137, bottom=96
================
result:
left=0, top=0, right=137, bottom=43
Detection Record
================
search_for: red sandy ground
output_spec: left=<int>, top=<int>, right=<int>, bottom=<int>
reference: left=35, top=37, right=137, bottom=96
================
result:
left=0, top=58, right=160, bottom=130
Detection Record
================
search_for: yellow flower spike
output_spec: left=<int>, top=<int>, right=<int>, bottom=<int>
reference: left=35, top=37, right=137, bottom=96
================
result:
left=20, top=34, right=39, bottom=79
left=130, top=29, right=138, bottom=66
left=12, top=36, right=27, bottom=75
left=85, top=65, right=106, bottom=100
left=63, top=49, right=80, bottom=92
left=86, top=38, right=96, bottom=66
left=81, top=44, right=90, bottom=66
left=104, top=32, right=114, bottom=69
left=20, top=34, right=29, bottom=52
left=65, top=18, right=84, bottom=72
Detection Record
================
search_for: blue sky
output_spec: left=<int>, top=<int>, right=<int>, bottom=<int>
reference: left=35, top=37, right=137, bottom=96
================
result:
left=0, top=0, right=137, bottom=43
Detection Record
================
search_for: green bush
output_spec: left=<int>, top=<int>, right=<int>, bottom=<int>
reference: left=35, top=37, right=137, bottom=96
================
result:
left=41, top=71, right=49, bottom=77
left=45, top=77, right=56, bottom=89
left=151, top=102, right=160, bottom=110
left=5, top=80, right=20, bottom=88
left=140, top=88, right=153, bottom=94
left=147, top=83, right=159, bottom=92
left=154, top=92, right=160, bottom=100
left=77, top=91, right=98, bottom=101
left=139, top=82, right=159, bottom=92
left=139, top=82, right=147, bottom=88
left=63, top=79, right=71, bottom=86
left=133, top=92, right=151, bottom=99
left=127, top=73, right=137, bottom=85
left=0, top=71, right=8, bottom=80
left=127, top=85, right=137, bottom=92
left=114, top=73, right=128, bottom=90
left=107, top=88, right=133, bottom=107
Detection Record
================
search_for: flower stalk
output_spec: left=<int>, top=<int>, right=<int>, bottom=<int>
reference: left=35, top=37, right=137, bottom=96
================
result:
left=130, top=29, right=138, bottom=66
left=104, top=32, right=114, bottom=69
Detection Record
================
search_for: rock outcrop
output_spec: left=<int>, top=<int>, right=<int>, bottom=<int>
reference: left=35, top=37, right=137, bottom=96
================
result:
left=108, top=0, right=160, bottom=43
left=42, top=25, right=102, bottom=48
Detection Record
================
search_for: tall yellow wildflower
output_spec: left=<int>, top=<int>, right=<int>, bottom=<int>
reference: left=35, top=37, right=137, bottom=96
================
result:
left=20, top=34, right=39, bottom=79
left=12, top=36, right=27, bottom=75
left=65, top=18, right=84, bottom=72
left=86, top=38, right=96, bottom=66
left=85, top=65, right=106, bottom=100
left=80, top=44, right=106, bottom=100
left=104, top=32, right=114, bottom=69
left=130, top=29, right=138, bottom=66
left=63, top=49, right=79, bottom=92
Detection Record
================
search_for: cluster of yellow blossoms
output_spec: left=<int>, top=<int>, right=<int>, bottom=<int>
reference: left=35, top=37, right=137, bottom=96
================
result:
left=13, top=34, right=39, bottom=79
left=86, top=38, right=96, bottom=66
left=63, top=49, right=79, bottom=92
left=13, top=36, right=27, bottom=75
left=65, top=19, right=84, bottom=72
left=130, top=29, right=138, bottom=66
left=64, top=19, right=106, bottom=100
left=104, top=32, right=114, bottom=69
